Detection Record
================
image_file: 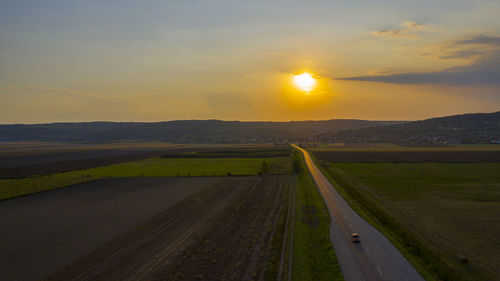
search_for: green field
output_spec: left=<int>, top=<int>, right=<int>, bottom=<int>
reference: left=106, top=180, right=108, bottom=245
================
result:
left=0, top=157, right=289, bottom=200
left=321, top=161, right=500, bottom=281
left=308, top=144, right=500, bottom=152
left=291, top=151, right=343, bottom=281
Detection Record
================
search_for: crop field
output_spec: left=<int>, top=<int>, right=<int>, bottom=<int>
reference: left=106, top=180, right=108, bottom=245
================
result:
left=0, top=142, right=288, bottom=157
left=0, top=142, right=184, bottom=158
left=0, top=177, right=219, bottom=281
left=314, top=149, right=500, bottom=280
left=312, top=150, right=500, bottom=163
left=0, top=150, right=168, bottom=178
left=0, top=156, right=289, bottom=200
left=0, top=143, right=294, bottom=281
left=44, top=176, right=289, bottom=281
left=0, top=143, right=289, bottom=178
left=308, top=144, right=500, bottom=152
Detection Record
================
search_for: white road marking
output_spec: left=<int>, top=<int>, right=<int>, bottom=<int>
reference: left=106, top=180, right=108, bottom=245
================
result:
left=366, top=248, right=370, bottom=255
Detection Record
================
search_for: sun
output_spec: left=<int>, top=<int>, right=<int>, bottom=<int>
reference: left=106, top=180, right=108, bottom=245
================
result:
left=293, top=72, right=316, bottom=92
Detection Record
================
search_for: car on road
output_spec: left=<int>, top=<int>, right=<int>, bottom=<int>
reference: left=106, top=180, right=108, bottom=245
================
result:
left=352, top=233, right=361, bottom=243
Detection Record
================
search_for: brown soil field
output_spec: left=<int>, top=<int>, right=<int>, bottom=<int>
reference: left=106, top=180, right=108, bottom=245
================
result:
left=44, top=175, right=289, bottom=281
left=0, top=144, right=289, bottom=178
left=0, top=150, right=166, bottom=178
left=0, top=177, right=218, bottom=281
left=313, top=151, right=500, bottom=163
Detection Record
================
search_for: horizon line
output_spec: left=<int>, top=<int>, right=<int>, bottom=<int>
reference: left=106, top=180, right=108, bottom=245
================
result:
left=1, top=110, right=498, bottom=125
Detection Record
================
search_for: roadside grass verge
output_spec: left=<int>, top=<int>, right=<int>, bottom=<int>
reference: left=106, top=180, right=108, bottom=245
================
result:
left=0, top=157, right=289, bottom=200
left=312, top=156, right=499, bottom=281
left=291, top=150, right=343, bottom=281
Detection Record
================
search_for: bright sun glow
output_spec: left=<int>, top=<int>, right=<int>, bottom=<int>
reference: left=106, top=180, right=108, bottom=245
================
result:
left=293, top=72, right=316, bottom=92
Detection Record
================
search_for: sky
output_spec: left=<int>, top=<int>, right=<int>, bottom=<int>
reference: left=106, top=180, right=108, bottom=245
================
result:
left=1, top=0, right=499, bottom=123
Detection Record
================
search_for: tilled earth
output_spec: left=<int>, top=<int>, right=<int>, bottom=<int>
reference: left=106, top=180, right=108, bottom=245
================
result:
left=44, top=175, right=288, bottom=281
left=0, top=177, right=219, bottom=281
left=0, top=150, right=167, bottom=178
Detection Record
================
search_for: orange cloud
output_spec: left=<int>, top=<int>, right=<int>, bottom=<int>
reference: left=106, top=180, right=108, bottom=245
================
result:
left=371, top=21, right=439, bottom=39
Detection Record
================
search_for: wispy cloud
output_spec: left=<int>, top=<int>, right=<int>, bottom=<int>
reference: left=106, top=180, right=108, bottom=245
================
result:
left=401, top=21, right=430, bottom=31
left=419, top=35, right=500, bottom=61
left=437, top=49, right=486, bottom=60
left=342, top=34, right=500, bottom=86
left=312, top=73, right=330, bottom=80
left=371, top=29, right=418, bottom=39
left=338, top=50, right=500, bottom=86
left=455, top=35, right=500, bottom=46
left=371, top=21, right=438, bottom=39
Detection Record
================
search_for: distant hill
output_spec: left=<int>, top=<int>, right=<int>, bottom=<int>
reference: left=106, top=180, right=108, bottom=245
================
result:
left=0, top=119, right=403, bottom=143
left=320, top=111, right=500, bottom=144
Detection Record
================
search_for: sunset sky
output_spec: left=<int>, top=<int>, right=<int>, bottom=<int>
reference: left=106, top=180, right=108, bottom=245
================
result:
left=1, top=0, right=499, bottom=123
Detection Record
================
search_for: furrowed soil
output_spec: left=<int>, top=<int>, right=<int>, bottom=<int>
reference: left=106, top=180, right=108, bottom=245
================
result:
left=0, top=149, right=166, bottom=178
left=0, top=177, right=218, bottom=281
left=44, top=175, right=289, bottom=281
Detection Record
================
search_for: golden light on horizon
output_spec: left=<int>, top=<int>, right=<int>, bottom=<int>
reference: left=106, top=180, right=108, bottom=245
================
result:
left=293, top=72, right=316, bottom=92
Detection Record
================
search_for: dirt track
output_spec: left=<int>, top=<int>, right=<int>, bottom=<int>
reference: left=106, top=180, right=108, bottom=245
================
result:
left=0, top=177, right=218, bottom=281
left=44, top=175, right=288, bottom=281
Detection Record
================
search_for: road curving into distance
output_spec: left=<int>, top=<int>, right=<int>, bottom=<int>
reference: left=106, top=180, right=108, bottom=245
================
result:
left=293, top=145, right=424, bottom=281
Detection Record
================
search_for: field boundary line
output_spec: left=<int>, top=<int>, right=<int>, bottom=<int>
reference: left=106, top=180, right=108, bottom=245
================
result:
left=287, top=174, right=296, bottom=281
left=278, top=174, right=296, bottom=281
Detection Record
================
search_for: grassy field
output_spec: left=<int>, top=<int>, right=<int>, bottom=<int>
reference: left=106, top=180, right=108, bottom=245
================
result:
left=0, top=157, right=289, bottom=200
left=291, top=151, right=343, bottom=281
left=321, top=161, right=500, bottom=281
left=308, top=144, right=500, bottom=152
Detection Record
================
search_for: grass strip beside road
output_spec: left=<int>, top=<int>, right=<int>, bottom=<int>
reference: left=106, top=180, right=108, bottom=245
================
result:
left=291, top=150, right=343, bottom=281
left=0, top=157, right=289, bottom=200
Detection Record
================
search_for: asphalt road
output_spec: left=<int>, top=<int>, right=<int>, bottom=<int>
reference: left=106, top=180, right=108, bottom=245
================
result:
left=293, top=145, right=425, bottom=281
left=0, top=177, right=218, bottom=281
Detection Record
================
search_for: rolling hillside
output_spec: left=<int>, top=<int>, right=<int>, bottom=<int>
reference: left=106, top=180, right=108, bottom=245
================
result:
left=320, top=111, right=500, bottom=144
left=0, top=119, right=402, bottom=143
